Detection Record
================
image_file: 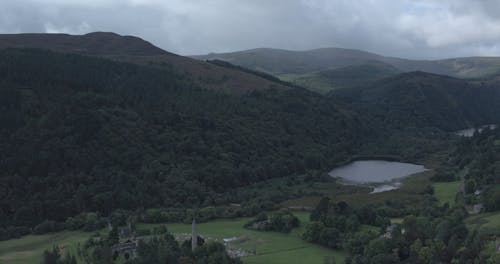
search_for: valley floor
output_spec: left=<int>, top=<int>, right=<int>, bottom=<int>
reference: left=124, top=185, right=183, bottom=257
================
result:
left=1, top=164, right=498, bottom=264
left=144, top=212, right=345, bottom=264
left=0, top=212, right=345, bottom=264
left=465, top=211, right=500, bottom=237
left=0, top=230, right=91, bottom=264
left=433, top=181, right=461, bottom=206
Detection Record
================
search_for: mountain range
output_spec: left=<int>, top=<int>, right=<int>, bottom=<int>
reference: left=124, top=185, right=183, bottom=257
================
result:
left=193, top=47, right=500, bottom=93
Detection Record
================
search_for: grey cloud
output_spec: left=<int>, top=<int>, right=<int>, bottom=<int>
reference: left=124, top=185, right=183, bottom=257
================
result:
left=1, top=0, right=500, bottom=59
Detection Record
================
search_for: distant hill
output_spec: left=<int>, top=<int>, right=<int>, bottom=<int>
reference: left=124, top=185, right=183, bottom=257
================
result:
left=193, top=48, right=500, bottom=93
left=332, top=71, right=500, bottom=131
left=0, top=33, right=290, bottom=94
left=0, top=32, right=168, bottom=56
left=192, top=47, right=389, bottom=75
left=280, top=62, right=401, bottom=93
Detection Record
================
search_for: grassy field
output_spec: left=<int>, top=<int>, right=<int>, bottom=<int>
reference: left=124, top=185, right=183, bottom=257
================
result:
left=465, top=211, right=500, bottom=236
left=390, top=218, right=404, bottom=224
left=333, top=171, right=433, bottom=207
left=0, top=170, right=437, bottom=264
left=433, top=181, right=461, bottom=206
left=284, top=171, right=433, bottom=210
left=0, top=230, right=100, bottom=264
left=279, top=73, right=335, bottom=94
left=0, top=212, right=344, bottom=264
left=139, top=212, right=345, bottom=264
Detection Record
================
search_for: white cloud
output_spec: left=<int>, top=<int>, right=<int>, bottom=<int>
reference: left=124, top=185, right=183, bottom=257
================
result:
left=397, top=7, right=500, bottom=48
left=44, top=21, right=91, bottom=34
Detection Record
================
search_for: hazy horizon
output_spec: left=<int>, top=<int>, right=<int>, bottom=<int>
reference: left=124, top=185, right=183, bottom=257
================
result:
left=2, top=1, right=500, bottom=59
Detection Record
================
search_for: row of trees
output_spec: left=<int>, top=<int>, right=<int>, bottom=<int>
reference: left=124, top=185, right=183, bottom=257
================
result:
left=302, top=198, right=390, bottom=249
left=344, top=207, right=489, bottom=264
left=451, top=127, right=500, bottom=211
left=303, top=193, right=496, bottom=263
left=244, top=210, right=299, bottom=233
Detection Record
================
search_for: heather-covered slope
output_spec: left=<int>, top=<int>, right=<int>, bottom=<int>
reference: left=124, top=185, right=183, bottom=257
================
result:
left=0, top=32, right=289, bottom=94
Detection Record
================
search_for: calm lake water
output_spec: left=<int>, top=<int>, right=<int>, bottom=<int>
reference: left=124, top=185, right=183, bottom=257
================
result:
left=329, top=160, right=428, bottom=193
left=455, top=124, right=497, bottom=137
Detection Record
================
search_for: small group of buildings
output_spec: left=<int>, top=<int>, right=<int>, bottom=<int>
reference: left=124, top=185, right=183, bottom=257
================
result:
left=382, top=224, right=406, bottom=239
left=111, top=241, right=137, bottom=258
left=110, top=218, right=254, bottom=259
left=110, top=223, right=139, bottom=259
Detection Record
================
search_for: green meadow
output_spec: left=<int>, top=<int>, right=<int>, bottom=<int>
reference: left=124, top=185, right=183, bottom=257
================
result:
left=0, top=212, right=345, bottom=264
left=0, top=230, right=96, bottom=264
left=433, top=181, right=461, bottom=206
left=139, top=212, right=345, bottom=264
left=465, top=211, right=500, bottom=236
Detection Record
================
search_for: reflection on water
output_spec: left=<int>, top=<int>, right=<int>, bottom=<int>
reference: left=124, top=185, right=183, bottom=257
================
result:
left=329, top=160, right=428, bottom=194
left=455, top=124, right=497, bottom=137
left=329, top=160, right=427, bottom=183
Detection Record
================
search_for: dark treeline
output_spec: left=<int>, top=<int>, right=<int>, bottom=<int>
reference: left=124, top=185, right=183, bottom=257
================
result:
left=206, top=59, right=294, bottom=87
left=305, top=197, right=493, bottom=263
left=302, top=198, right=390, bottom=249
left=332, top=72, right=500, bottom=131
left=344, top=207, right=487, bottom=263
left=450, top=127, right=500, bottom=211
left=244, top=210, right=300, bottom=233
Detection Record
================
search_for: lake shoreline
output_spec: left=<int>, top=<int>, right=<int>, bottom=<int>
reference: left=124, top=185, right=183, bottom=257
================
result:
left=329, top=159, right=429, bottom=193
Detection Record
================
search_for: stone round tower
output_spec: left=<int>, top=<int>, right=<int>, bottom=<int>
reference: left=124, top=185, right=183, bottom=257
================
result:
left=191, top=218, right=197, bottom=252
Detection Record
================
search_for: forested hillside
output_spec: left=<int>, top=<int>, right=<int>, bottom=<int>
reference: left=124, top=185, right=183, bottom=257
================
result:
left=0, top=48, right=364, bottom=228
left=332, top=72, right=500, bottom=131
left=451, top=128, right=500, bottom=212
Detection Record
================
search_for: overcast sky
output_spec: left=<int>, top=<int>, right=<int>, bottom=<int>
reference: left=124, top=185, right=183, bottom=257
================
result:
left=2, top=0, right=500, bottom=59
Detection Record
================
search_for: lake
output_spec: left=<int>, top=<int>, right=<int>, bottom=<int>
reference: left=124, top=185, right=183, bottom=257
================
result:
left=455, top=124, right=497, bottom=137
left=329, top=160, right=428, bottom=193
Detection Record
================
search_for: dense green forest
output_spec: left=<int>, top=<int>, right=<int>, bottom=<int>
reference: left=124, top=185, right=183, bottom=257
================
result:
left=244, top=210, right=299, bottom=233
left=303, top=195, right=496, bottom=263
left=450, top=128, right=500, bottom=211
left=0, top=48, right=369, bottom=230
left=346, top=202, right=486, bottom=263
left=332, top=72, right=500, bottom=131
